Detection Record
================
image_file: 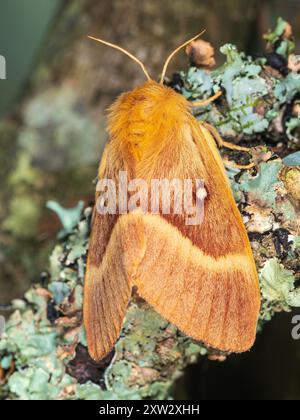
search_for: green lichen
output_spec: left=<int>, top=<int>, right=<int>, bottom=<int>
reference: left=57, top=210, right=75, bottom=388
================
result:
left=286, top=116, right=300, bottom=142
left=180, top=68, right=216, bottom=100
left=178, top=43, right=271, bottom=137
left=0, top=308, right=71, bottom=400
left=238, top=161, right=282, bottom=208
left=291, top=236, right=300, bottom=250
left=236, top=161, right=299, bottom=323
left=48, top=282, right=71, bottom=304
left=176, top=31, right=300, bottom=142
left=283, top=151, right=300, bottom=166
left=260, top=258, right=300, bottom=313
left=264, top=17, right=295, bottom=57
left=274, top=73, right=300, bottom=104
left=47, top=200, right=85, bottom=238
left=236, top=160, right=297, bottom=227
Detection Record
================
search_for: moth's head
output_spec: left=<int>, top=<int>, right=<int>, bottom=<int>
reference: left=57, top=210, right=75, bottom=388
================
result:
left=88, top=31, right=205, bottom=87
left=88, top=33, right=206, bottom=155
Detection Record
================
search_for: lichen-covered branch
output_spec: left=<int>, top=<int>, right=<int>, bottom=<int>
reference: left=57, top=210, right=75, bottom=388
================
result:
left=0, top=18, right=300, bottom=400
left=172, top=17, right=300, bottom=146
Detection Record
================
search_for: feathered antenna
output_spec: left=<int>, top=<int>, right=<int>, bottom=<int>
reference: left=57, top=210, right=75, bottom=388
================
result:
left=160, top=30, right=206, bottom=84
left=88, top=36, right=152, bottom=81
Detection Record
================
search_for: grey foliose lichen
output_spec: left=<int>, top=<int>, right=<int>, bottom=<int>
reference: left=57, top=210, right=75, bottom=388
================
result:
left=172, top=18, right=300, bottom=144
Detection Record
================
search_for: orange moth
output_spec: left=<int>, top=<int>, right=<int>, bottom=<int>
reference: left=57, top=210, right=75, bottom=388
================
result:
left=84, top=33, right=261, bottom=361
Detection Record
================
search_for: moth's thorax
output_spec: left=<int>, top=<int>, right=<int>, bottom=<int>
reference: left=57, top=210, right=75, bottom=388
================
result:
left=107, top=81, right=192, bottom=161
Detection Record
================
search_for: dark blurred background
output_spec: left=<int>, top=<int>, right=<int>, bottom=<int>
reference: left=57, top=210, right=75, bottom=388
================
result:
left=0, top=0, right=300, bottom=400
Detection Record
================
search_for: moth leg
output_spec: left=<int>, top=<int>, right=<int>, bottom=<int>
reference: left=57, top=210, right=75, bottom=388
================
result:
left=191, top=91, right=222, bottom=107
left=200, top=122, right=255, bottom=170
left=223, top=160, right=255, bottom=170
left=202, top=122, right=251, bottom=152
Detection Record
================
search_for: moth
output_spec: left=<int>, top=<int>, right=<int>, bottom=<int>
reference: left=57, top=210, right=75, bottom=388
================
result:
left=84, top=33, right=261, bottom=361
